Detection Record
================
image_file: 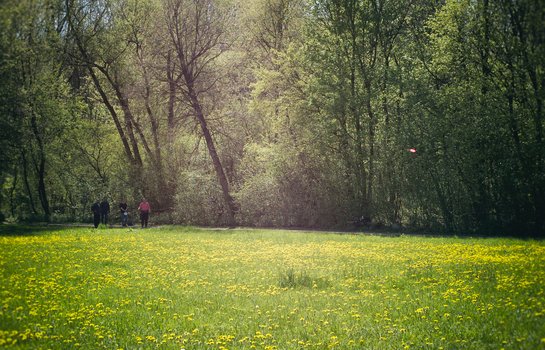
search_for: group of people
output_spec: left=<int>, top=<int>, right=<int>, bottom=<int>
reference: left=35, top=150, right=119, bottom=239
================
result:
left=91, top=198, right=151, bottom=229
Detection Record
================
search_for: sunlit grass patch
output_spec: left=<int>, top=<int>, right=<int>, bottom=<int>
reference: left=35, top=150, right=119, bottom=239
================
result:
left=0, top=226, right=544, bottom=349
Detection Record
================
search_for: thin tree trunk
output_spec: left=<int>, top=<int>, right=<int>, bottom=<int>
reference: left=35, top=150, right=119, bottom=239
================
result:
left=36, top=156, right=50, bottom=222
left=429, top=167, right=454, bottom=233
left=187, top=81, right=236, bottom=225
left=346, top=4, right=368, bottom=217
left=164, top=52, right=178, bottom=212
left=87, top=66, right=136, bottom=165
left=66, top=2, right=137, bottom=166
left=20, top=150, right=38, bottom=215
left=136, top=44, right=163, bottom=167
left=352, top=55, right=367, bottom=215
left=507, top=0, right=545, bottom=233
left=167, top=52, right=177, bottom=145
left=8, top=167, right=18, bottom=217
left=97, top=68, right=143, bottom=167
left=473, top=0, right=492, bottom=229
left=29, top=112, right=50, bottom=222
left=364, top=77, right=376, bottom=220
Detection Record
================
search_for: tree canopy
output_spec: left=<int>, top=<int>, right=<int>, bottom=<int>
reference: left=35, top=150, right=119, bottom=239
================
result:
left=1, top=0, right=544, bottom=236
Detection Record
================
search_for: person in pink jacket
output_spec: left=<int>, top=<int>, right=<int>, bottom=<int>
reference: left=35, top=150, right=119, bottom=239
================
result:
left=138, top=198, right=151, bottom=228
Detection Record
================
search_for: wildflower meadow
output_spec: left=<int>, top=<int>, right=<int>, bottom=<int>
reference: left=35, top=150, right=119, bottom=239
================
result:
left=1, top=226, right=544, bottom=349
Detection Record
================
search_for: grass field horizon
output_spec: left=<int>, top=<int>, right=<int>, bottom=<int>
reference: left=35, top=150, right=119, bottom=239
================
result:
left=1, top=225, right=544, bottom=349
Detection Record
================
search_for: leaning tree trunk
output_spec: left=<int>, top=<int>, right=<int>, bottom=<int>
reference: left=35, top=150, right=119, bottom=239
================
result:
left=165, top=0, right=238, bottom=225
left=187, top=83, right=237, bottom=226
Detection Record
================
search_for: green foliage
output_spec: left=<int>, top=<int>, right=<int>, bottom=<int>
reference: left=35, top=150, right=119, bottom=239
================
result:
left=174, top=169, right=226, bottom=226
left=404, top=0, right=545, bottom=234
left=1, top=0, right=544, bottom=235
left=236, top=142, right=293, bottom=227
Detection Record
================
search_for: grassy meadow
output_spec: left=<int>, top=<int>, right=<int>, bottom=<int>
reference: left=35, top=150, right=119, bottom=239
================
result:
left=0, top=226, right=544, bottom=349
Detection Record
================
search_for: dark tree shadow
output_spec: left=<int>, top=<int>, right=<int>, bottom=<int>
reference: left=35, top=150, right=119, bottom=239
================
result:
left=0, top=224, right=68, bottom=236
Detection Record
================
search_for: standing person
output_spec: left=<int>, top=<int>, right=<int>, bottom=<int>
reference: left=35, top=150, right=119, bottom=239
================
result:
left=100, top=198, right=110, bottom=225
left=91, top=201, right=101, bottom=228
left=138, top=198, right=150, bottom=228
left=119, top=200, right=128, bottom=227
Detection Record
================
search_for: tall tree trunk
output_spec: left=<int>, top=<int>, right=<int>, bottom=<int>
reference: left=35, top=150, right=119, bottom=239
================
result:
left=351, top=53, right=367, bottom=216
left=165, top=51, right=178, bottom=213
left=429, top=167, right=454, bottom=233
left=167, top=51, right=177, bottom=145
left=20, top=149, right=38, bottom=215
left=508, top=1, right=545, bottom=233
left=8, top=167, right=18, bottom=217
left=135, top=43, right=164, bottom=168
left=66, top=0, right=137, bottom=166
left=166, top=0, right=237, bottom=224
left=345, top=2, right=368, bottom=217
left=136, top=46, right=174, bottom=210
left=364, top=77, right=376, bottom=221
left=36, top=155, right=50, bottom=222
left=187, top=83, right=237, bottom=225
left=30, top=112, right=50, bottom=222
left=87, top=66, right=136, bottom=165
left=99, top=68, right=143, bottom=168
left=473, top=0, right=492, bottom=230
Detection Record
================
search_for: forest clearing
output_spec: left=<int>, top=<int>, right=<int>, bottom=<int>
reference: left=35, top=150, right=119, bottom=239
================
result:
left=1, top=226, right=544, bottom=349
left=1, top=0, right=545, bottom=346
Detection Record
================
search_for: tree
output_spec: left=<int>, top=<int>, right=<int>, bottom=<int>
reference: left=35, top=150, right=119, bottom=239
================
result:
left=65, top=0, right=179, bottom=211
left=163, top=0, right=238, bottom=225
left=0, top=0, right=80, bottom=222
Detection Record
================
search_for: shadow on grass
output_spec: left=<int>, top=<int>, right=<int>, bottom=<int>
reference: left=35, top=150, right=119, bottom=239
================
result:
left=0, top=224, right=68, bottom=237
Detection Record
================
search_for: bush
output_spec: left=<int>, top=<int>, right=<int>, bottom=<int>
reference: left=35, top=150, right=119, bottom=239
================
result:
left=173, top=170, right=227, bottom=226
left=235, top=172, right=284, bottom=227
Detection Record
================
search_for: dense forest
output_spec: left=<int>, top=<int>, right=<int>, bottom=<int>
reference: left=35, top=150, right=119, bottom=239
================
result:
left=0, top=0, right=544, bottom=236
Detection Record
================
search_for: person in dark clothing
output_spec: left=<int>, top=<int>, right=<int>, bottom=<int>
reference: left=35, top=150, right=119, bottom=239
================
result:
left=91, top=201, right=101, bottom=228
left=100, top=199, right=110, bottom=225
left=119, top=200, right=128, bottom=227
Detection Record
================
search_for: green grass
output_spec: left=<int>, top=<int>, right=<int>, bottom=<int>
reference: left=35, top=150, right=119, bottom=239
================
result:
left=0, top=226, right=544, bottom=349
